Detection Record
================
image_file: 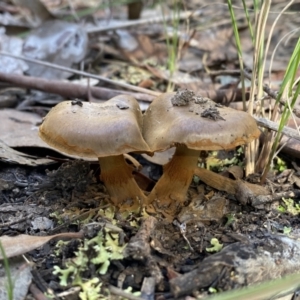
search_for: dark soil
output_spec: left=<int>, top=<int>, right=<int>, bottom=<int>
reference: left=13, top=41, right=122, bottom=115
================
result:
left=1, top=156, right=300, bottom=299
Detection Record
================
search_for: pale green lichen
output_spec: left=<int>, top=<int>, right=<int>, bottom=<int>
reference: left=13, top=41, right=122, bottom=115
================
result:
left=53, top=229, right=126, bottom=299
left=279, top=198, right=300, bottom=216
left=77, top=278, right=106, bottom=300
left=206, top=238, right=223, bottom=253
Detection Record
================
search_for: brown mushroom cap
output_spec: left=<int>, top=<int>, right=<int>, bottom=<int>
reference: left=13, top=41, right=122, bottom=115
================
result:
left=39, top=95, right=150, bottom=158
left=143, top=92, right=260, bottom=151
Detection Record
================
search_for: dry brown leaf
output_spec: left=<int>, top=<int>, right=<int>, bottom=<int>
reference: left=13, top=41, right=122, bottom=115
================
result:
left=0, top=109, right=45, bottom=148
left=146, top=65, right=201, bottom=85
left=222, top=165, right=244, bottom=180
left=0, top=29, right=28, bottom=74
left=11, top=0, right=53, bottom=25
left=191, top=27, right=237, bottom=64
left=192, top=28, right=233, bottom=52
left=0, top=232, right=83, bottom=259
left=178, top=197, right=227, bottom=224
left=23, top=20, right=88, bottom=79
left=0, top=139, right=52, bottom=166
left=115, top=33, right=166, bottom=64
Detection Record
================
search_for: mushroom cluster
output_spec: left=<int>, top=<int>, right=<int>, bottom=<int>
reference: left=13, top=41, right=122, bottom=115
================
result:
left=39, top=90, right=260, bottom=218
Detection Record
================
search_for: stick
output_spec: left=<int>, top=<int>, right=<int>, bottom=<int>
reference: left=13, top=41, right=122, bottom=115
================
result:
left=0, top=71, right=155, bottom=102
left=0, top=51, right=160, bottom=97
left=254, top=116, right=300, bottom=141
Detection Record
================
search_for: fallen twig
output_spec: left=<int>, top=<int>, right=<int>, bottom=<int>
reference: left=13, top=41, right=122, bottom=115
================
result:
left=0, top=213, right=33, bottom=228
left=0, top=51, right=160, bottom=97
left=125, top=216, right=157, bottom=260
left=0, top=71, right=155, bottom=102
left=193, top=167, right=300, bottom=208
left=87, top=10, right=203, bottom=34
left=245, top=190, right=300, bottom=207
left=29, top=283, right=52, bottom=300
left=209, top=69, right=284, bottom=105
left=254, top=116, right=300, bottom=141
left=124, top=216, right=163, bottom=285
left=108, top=285, right=144, bottom=300
left=140, top=277, right=156, bottom=300
left=170, top=235, right=300, bottom=298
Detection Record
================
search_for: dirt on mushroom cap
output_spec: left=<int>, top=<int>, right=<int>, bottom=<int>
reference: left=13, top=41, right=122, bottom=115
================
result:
left=143, top=92, right=261, bottom=152
left=39, top=95, right=150, bottom=159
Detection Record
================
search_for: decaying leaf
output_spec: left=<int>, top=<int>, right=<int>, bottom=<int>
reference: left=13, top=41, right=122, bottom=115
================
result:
left=178, top=197, right=227, bottom=224
left=147, top=65, right=201, bottom=85
left=12, top=0, right=53, bottom=24
left=23, top=19, right=88, bottom=79
left=0, top=232, right=83, bottom=259
left=0, top=28, right=28, bottom=74
left=0, top=109, right=45, bottom=148
left=0, top=139, right=52, bottom=166
left=0, top=256, right=32, bottom=300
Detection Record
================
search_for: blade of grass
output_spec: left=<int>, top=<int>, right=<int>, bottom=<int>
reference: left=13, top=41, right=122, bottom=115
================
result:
left=248, top=0, right=271, bottom=174
left=256, top=1, right=271, bottom=109
left=241, top=0, right=254, bottom=43
left=255, top=1, right=295, bottom=174
left=160, top=0, right=181, bottom=92
left=207, top=271, right=300, bottom=300
left=245, top=1, right=271, bottom=176
left=228, top=0, right=262, bottom=175
left=227, top=0, right=246, bottom=111
left=260, top=38, right=300, bottom=183
left=266, top=0, right=295, bottom=87
left=0, top=242, right=14, bottom=300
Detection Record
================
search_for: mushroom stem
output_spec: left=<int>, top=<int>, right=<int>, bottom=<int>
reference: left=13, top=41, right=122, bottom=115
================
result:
left=147, top=146, right=199, bottom=210
left=98, top=155, right=147, bottom=211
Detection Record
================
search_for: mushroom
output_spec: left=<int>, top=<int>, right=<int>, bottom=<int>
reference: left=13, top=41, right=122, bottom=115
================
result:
left=142, top=147, right=176, bottom=165
left=143, top=90, right=260, bottom=215
left=39, top=95, right=151, bottom=211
